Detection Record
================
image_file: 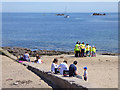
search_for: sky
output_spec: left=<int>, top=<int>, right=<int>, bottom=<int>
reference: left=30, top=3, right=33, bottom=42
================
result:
left=2, top=2, right=118, bottom=13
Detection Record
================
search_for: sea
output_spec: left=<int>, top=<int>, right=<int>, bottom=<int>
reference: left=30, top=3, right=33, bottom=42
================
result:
left=2, top=13, right=118, bottom=53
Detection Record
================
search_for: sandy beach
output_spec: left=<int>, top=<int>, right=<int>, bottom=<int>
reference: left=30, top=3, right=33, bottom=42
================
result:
left=29, top=54, right=118, bottom=88
left=2, top=54, right=118, bottom=88
left=2, top=55, right=52, bottom=88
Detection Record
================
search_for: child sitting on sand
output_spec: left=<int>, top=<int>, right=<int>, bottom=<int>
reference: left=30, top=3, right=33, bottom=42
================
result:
left=83, top=67, right=88, bottom=81
left=37, top=56, right=43, bottom=64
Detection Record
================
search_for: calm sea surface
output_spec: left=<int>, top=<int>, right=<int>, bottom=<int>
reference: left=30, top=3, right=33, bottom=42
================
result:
left=2, top=13, right=118, bottom=53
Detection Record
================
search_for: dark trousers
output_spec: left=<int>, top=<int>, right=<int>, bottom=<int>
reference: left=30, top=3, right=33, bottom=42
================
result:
left=75, top=51, right=80, bottom=57
left=84, top=77, right=87, bottom=81
left=81, top=49, right=85, bottom=57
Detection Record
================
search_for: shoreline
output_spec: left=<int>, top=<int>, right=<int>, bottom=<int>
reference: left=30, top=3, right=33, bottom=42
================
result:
left=1, top=46, right=119, bottom=57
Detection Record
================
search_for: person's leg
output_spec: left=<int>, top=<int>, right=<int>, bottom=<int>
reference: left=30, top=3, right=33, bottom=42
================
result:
left=86, top=51, right=88, bottom=56
left=76, top=51, right=78, bottom=57
left=75, top=51, right=77, bottom=57
left=79, top=51, right=81, bottom=57
left=78, top=51, right=80, bottom=57
left=84, top=77, right=87, bottom=81
left=81, top=49, right=83, bottom=57
left=83, top=49, right=85, bottom=57
left=75, top=75, right=82, bottom=79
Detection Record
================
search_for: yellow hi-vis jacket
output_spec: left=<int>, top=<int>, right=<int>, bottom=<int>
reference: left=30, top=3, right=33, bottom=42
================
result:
left=92, top=47, right=96, bottom=53
left=86, top=45, right=90, bottom=51
left=81, top=44, right=85, bottom=49
left=74, top=44, right=80, bottom=51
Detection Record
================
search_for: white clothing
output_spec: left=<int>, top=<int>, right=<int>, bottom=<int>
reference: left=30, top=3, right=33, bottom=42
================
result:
left=58, top=62, right=69, bottom=75
left=37, top=59, right=42, bottom=64
left=51, top=63, right=58, bottom=73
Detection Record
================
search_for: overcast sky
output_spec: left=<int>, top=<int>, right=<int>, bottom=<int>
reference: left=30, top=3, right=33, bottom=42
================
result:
left=2, top=2, right=118, bottom=13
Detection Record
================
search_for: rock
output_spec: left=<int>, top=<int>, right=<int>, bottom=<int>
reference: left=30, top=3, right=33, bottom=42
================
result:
left=1, top=46, right=74, bottom=56
left=13, top=82, right=19, bottom=85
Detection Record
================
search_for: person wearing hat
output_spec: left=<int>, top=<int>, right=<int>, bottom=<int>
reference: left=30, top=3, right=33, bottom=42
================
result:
left=83, top=67, right=88, bottom=81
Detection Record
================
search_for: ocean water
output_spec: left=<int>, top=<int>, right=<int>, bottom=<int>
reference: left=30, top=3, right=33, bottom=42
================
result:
left=2, top=13, right=118, bottom=53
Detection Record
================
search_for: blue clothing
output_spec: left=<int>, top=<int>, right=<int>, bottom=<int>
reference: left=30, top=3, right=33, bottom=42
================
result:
left=23, top=54, right=30, bottom=62
left=69, top=64, right=77, bottom=77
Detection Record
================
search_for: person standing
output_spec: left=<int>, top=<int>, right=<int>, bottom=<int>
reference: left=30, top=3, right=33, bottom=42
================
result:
left=92, top=46, right=96, bottom=57
left=86, top=44, right=90, bottom=57
left=81, top=42, right=85, bottom=57
left=74, top=42, right=80, bottom=57
left=83, top=67, right=88, bottom=81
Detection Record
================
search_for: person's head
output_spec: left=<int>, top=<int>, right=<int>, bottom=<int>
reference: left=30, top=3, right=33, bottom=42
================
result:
left=63, top=60, right=67, bottom=64
left=25, top=51, right=28, bottom=54
left=84, top=67, right=87, bottom=71
left=86, top=43, right=88, bottom=46
left=36, top=53, right=39, bottom=56
left=76, top=42, right=79, bottom=44
left=79, top=42, right=81, bottom=45
left=82, top=42, right=84, bottom=44
left=73, top=61, right=77, bottom=65
left=53, top=58, right=58, bottom=64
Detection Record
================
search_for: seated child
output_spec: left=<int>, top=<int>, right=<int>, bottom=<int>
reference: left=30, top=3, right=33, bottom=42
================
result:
left=37, top=56, right=43, bottom=64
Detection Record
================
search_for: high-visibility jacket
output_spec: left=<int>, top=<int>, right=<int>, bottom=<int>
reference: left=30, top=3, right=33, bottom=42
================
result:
left=92, top=47, right=96, bottom=53
left=84, top=48, right=86, bottom=53
left=74, top=44, right=80, bottom=51
left=86, top=45, right=90, bottom=51
left=81, top=44, right=85, bottom=49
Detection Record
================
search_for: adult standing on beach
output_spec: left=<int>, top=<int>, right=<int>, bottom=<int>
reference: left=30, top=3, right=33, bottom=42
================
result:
left=51, top=58, right=58, bottom=73
left=23, top=52, right=30, bottom=62
left=74, top=42, right=80, bottom=57
left=86, top=44, right=90, bottom=57
left=58, top=60, right=69, bottom=75
left=81, top=42, right=85, bottom=57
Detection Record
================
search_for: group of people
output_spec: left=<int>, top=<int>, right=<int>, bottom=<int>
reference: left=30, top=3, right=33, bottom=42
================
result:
left=74, top=41, right=96, bottom=57
left=18, top=52, right=43, bottom=64
left=51, top=58, right=88, bottom=81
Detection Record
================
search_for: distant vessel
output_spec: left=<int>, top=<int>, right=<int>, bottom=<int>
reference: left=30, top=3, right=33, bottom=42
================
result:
left=56, top=14, right=64, bottom=16
left=92, top=13, right=106, bottom=16
left=65, top=15, right=70, bottom=18
left=64, top=7, right=70, bottom=18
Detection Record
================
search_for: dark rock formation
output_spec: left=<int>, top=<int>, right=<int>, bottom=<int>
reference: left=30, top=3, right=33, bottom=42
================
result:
left=2, top=47, right=74, bottom=57
left=93, top=13, right=106, bottom=16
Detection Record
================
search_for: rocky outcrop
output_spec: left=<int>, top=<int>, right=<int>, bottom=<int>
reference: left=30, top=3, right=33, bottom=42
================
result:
left=1, top=47, right=74, bottom=57
left=93, top=13, right=106, bottom=16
